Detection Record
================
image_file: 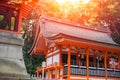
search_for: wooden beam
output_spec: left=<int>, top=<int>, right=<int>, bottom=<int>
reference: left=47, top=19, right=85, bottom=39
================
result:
left=0, top=3, right=17, bottom=9
left=56, top=40, right=120, bottom=53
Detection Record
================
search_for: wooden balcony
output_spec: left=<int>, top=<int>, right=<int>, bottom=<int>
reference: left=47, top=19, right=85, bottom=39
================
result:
left=64, top=65, right=120, bottom=78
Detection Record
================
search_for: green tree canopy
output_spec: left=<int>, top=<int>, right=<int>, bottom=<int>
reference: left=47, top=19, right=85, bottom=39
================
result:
left=23, top=40, right=45, bottom=75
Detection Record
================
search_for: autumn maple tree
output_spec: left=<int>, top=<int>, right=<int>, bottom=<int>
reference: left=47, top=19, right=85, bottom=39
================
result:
left=23, top=0, right=120, bottom=43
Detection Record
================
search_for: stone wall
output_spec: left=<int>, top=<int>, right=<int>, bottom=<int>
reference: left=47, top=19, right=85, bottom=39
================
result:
left=0, top=32, right=27, bottom=78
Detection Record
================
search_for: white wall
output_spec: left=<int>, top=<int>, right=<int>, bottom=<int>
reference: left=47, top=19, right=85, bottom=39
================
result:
left=47, top=52, right=60, bottom=66
left=53, top=54, right=59, bottom=63
left=47, top=57, right=52, bottom=66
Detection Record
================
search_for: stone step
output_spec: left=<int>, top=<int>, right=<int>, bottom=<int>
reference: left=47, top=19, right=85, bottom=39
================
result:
left=0, top=77, right=51, bottom=80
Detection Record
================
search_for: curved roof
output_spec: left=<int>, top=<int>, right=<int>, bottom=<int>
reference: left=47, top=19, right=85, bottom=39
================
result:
left=31, top=15, right=120, bottom=55
left=41, top=17, right=116, bottom=45
left=21, top=0, right=38, bottom=18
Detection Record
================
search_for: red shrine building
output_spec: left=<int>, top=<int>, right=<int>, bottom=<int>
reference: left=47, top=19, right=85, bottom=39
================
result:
left=30, top=15, right=120, bottom=80
left=0, top=0, right=37, bottom=33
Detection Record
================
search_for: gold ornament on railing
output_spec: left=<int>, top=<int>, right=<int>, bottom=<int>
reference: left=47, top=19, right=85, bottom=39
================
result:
left=81, top=54, right=84, bottom=59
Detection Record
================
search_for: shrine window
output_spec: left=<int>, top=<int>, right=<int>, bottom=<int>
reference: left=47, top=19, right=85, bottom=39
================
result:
left=78, top=54, right=86, bottom=66
left=96, top=56, right=104, bottom=68
left=89, top=56, right=94, bottom=67
left=80, top=55, right=86, bottom=66
left=62, top=54, right=68, bottom=65
left=89, top=49, right=104, bottom=68
left=71, top=55, right=76, bottom=65
left=0, top=5, right=19, bottom=32
left=62, top=54, right=77, bottom=65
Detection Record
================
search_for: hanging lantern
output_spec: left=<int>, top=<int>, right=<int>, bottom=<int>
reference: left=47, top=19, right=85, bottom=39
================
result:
left=96, top=56, right=99, bottom=60
left=78, top=54, right=80, bottom=57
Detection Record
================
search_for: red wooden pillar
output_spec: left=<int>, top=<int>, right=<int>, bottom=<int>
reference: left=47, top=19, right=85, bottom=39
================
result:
left=119, top=52, right=120, bottom=69
left=48, top=69, right=50, bottom=79
left=59, top=45, right=62, bottom=66
left=104, top=50, right=108, bottom=80
left=55, top=67, right=58, bottom=79
left=67, top=46, right=71, bottom=80
left=57, top=68, right=60, bottom=79
left=86, top=48, right=89, bottom=80
left=18, top=6, right=22, bottom=33
left=52, top=47, right=54, bottom=66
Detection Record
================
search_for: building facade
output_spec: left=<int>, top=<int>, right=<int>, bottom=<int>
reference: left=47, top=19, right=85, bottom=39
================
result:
left=31, top=15, right=120, bottom=80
